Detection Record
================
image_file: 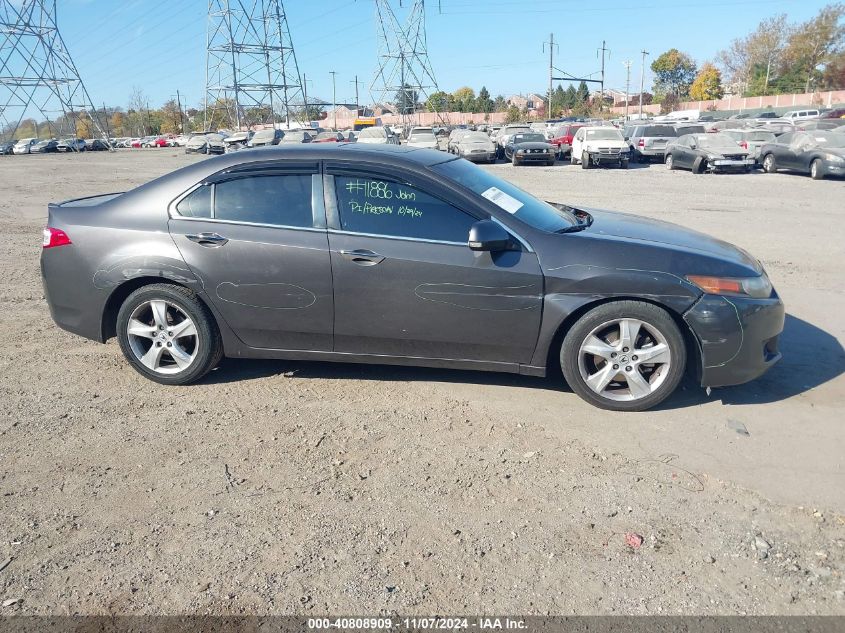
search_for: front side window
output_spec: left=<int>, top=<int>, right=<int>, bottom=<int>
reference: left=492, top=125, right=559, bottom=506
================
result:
left=176, top=174, right=313, bottom=227
left=333, top=176, right=477, bottom=243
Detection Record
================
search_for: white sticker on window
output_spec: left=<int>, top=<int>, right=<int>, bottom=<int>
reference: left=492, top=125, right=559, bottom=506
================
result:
left=815, top=137, right=826, bottom=142
left=480, top=186, right=523, bottom=214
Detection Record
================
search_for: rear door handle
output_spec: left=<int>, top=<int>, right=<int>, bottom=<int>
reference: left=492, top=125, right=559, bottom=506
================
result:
left=185, top=232, right=228, bottom=247
left=339, top=249, right=385, bottom=265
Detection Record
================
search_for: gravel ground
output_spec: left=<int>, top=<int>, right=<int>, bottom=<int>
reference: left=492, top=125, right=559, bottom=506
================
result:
left=0, top=150, right=843, bottom=616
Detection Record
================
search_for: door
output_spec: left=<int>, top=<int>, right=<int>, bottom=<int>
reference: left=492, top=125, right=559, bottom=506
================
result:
left=673, top=138, right=693, bottom=169
left=324, top=169, right=543, bottom=364
left=169, top=167, right=334, bottom=351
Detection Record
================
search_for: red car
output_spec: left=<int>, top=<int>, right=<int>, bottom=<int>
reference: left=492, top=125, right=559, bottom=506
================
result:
left=548, top=124, right=584, bottom=158
left=313, top=131, right=344, bottom=143
left=152, top=137, right=169, bottom=148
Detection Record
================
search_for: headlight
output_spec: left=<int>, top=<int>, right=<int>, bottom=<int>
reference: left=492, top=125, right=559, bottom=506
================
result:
left=517, top=149, right=525, bottom=154
left=828, top=154, right=845, bottom=163
left=686, top=274, right=773, bottom=299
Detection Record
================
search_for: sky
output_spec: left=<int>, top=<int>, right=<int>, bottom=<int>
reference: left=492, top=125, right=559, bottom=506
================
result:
left=48, top=0, right=825, bottom=112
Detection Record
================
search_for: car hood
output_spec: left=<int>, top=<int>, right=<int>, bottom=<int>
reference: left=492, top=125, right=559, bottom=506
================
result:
left=821, top=147, right=845, bottom=158
left=582, top=208, right=762, bottom=272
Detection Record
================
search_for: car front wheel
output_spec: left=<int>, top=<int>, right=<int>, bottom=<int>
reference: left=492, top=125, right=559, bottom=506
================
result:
left=560, top=301, right=687, bottom=412
left=665, top=153, right=675, bottom=170
left=116, top=283, right=223, bottom=385
left=762, top=154, right=776, bottom=173
left=810, top=158, right=824, bottom=180
left=581, top=151, right=591, bottom=169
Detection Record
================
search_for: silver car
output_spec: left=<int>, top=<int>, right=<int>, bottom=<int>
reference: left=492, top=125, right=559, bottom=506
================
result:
left=624, top=124, right=679, bottom=162
left=453, top=131, right=496, bottom=163
left=721, top=129, right=777, bottom=163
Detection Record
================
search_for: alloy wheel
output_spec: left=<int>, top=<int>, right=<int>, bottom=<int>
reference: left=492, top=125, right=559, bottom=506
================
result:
left=577, top=318, right=672, bottom=402
left=126, top=300, right=199, bottom=374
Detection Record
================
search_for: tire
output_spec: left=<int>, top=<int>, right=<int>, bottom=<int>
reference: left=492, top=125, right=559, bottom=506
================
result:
left=512, top=155, right=519, bottom=166
left=116, top=283, right=223, bottom=386
left=665, top=153, right=675, bottom=170
left=762, top=153, right=776, bottom=174
left=570, top=153, right=577, bottom=165
left=620, top=159, right=629, bottom=169
left=692, top=156, right=706, bottom=174
left=810, top=158, right=825, bottom=180
left=581, top=151, right=591, bottom=169
left=560, top=300, right=687, bottom=412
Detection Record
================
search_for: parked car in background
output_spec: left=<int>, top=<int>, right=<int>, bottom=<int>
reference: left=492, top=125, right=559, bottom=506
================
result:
left=32, top=139, right=59, bottom=153
left=665, top=133, right=753, bottom=173
left=355, top=126, right=397, bottom=145
left=720, top=129, right=776, bottom=164
left=249, top=128, right=283, bottom=147
left=624, top=124, right=678, bottom=162
left=494, top=124, right=531, bottom=158
left=277, top=129, right=314, bottom=144
left=759, top=131, right=845, bottom=180
left=571, top=127, right=630, bottom=168
left=0, top=140, right=15, bottom=155
left=40, top=145, right=783, bottom=411
left=820, top=108, right=845, bottom=119
left=452, top=131, right=496, bottom=163
left=504, top=132, right=555, bottom=166
left=13, top=138, right=39, bottom=154
left=169, top=135, right=190, bottom=147
left=673, top=123, right=706, bottom=135
left=795, top=120, right=842, bottom=131
left=447, top=128, right=471, bottom=153
left=223, top=131, right=253, bottom=152
left=313, top=131, right=345, bottom=143
left=57, top=138, right=87, bottom=152
left=406, top=127, right=439, bottom=150
left=87, top=139, right=111, bottom=151
left=548, top=124, right=584, bottom=159
left=782, top=109, right=820, bottom=121
left=185, top=133, right=225, bottom=155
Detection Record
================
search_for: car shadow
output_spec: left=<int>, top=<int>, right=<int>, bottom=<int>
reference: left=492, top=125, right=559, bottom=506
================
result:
left=202, top=314, right=843, bottom=409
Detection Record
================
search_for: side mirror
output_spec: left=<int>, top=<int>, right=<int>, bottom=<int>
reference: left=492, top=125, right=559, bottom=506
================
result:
left=468, top=220, right=511, bottom=252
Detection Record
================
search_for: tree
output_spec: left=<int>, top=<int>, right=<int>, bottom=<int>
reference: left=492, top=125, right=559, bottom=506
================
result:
left=718, top=14, right=791, bottom=94
left=504, top=105, right=521, bottom=123
left=476, top=86, right=493, bottom=113
left=492, top=95, right=507, bottom=112
left=563, top=85, right=577, bottom=110
left=689, top=63, right=724, bottom=100
left=575, top=80, right=590, bottom=104
left=424, top=91, right=449, bottom=112
left=451, top=86, right=476, bottom=112
left=393, top=83, right=418, bottom=114
left=781, top=3, right=845, bottom=92
left=159, top=99, right=184, bottom=134
left=651, top=49, right=698, bottom=99
left=659, top=93, right=680, bottom=115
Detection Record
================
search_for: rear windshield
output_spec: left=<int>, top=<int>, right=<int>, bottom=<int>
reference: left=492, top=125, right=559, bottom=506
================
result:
left=641, top=126, right=677, bottom=137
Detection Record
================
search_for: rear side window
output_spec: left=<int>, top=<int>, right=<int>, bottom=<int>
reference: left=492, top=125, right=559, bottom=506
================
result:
left=176, top=185, right=212, bottom=218
left=176, top=175, right=313, bottom=227
left=333, top=175, right=477, bottom=243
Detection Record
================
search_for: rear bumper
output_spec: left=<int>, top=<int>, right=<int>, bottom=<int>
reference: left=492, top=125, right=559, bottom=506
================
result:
left=684, top=293, right=785, bottom=387
left=41, top=248, right=106, bottom=342
left=633, top=147, right=666, bottom=158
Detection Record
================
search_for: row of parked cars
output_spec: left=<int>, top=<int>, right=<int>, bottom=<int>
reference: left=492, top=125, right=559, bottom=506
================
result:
left=0, top=137, right=110, bottom=154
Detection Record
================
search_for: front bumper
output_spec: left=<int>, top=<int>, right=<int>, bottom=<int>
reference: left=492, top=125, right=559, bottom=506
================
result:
left=514, top=151, right=554, bottom=163
left=684, top=293, right=785, bottom=388
left=461, top=150, right=496, bottom=162
left=587, top=151, right=629, bottom=164
left=709, top=158, right=754, bottom=172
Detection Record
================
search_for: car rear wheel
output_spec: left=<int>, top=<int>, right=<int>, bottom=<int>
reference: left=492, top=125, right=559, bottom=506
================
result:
left=116, top=283, right=223, bottom=386
left=810, top=159, right=824, bottom=180
left=762, top=154, right=776, bottom=173
left=560, top=301, right=686, bottom=412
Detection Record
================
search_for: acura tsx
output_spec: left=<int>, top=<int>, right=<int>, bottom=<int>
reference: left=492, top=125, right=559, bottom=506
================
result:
left=40, top=145, right=784, bottom=411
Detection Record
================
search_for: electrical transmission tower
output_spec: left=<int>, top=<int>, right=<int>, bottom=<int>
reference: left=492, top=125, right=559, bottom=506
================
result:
left=371, top=0, right=442, bottom=128
left=205, top=0, right=305, bottom=131
left=0, top=0, right=107, bottom=144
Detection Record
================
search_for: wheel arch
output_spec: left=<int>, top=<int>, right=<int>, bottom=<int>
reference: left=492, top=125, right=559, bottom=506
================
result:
left=100, top=277, right=217, bottom=342
left=541, top=295, right=702, bottom=382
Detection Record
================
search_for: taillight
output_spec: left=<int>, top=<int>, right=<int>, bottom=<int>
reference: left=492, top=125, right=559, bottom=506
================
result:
left=637, top=139, right=645, bottom=147
left=739, top=141, right=748, bottom=149
left=42, top=227, right=71, bottom=249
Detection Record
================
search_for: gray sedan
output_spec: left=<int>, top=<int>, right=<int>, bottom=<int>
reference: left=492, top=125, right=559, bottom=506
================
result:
left=452, top=131, right=496, bottom=163
left=41, top=145, right=783, bottom=411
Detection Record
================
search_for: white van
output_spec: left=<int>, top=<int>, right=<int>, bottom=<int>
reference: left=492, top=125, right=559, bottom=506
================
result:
left=782, top=109, right=820, bottom=120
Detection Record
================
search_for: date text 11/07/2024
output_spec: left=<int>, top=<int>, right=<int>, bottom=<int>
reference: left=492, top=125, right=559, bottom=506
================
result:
left=307, top=616, right=528, bottom=630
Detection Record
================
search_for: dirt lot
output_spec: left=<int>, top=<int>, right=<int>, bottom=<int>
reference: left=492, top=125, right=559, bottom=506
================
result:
left=0, top=150, right=843, bottom=616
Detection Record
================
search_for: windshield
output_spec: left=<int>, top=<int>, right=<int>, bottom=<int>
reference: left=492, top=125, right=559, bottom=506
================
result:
left=358, top=127, right=385, bottom=139
left=512, top=133, right=546, bottom=143
left=809, top=133, right=845, bottom=148
left=585, top=129, right=624, bottom=141
left=431, top=159, right=577, bottom=232
left=747, top=131, right=775, bottom=142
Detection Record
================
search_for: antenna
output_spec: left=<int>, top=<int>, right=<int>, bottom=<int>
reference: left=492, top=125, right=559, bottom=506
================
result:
left=205, top=0, right=305, bottom=131
left=0, top=0, right=110, bottom=147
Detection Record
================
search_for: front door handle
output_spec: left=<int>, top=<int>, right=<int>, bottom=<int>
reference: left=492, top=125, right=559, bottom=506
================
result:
left=339, top=249, right=385, bottom=266
left=185, top=232, right=228, bottom=247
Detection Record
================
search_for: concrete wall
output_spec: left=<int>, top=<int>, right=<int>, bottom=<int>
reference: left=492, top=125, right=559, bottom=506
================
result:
left=325, top=109, right=509, bottom=129
left=609, top=90, right=845, bottom=116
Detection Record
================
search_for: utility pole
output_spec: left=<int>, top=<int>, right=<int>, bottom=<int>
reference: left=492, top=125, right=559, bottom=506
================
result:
left=623, top=61, right=632, bottom=121
left=598, top=40, right=609, bottom=108
left=543, top=33, right=557, bottom=119
left=639, top=50, right=649, bottom=119
left=176, top=90, right=185, bottom=133
left=103, top=102, right=111, bottom=139
left=351, top=75, right=363, bottom=115
left=330, top=71, right=337, bottom=130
